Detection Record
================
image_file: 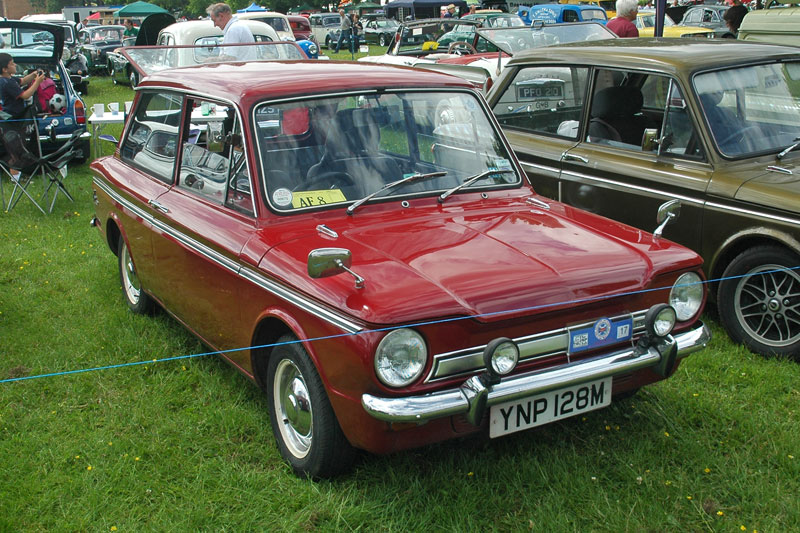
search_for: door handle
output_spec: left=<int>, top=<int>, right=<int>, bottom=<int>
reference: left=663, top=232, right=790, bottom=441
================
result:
left=148, top=199, right=169, bottom=214
left=561, top=152, right=588, bottom=164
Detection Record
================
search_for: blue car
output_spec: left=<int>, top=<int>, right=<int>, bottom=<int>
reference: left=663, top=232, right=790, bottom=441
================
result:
left=518, top=4, right=608, bottom=25
left=0, top=20, right=90, bottom=160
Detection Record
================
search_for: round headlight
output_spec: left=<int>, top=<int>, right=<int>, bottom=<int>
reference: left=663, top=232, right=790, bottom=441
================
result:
left=645, top=304, right=677, bottom=338
left=483, top=337, right=519, bottom=377
left=374, top=329, right=427, bottom=388
left=670, top=272, right=703, bottom=321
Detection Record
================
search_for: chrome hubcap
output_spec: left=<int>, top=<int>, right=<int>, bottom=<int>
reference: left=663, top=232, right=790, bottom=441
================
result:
left=121, top=245, right=141, bottom=304
left=735, top=264, right=800, bottom=348
left=274, top=359, right=312, bottom=458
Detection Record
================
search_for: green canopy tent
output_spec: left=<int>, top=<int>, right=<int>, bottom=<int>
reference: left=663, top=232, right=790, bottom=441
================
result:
left=113, top=1, right=170, bottom=18
left=345, top=2, right=382, bottom=11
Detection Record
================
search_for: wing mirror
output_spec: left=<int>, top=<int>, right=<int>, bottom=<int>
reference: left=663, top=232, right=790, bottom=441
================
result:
left=654, top=199, right=680, bottom=239
left=642, top=128, right=659, bottom=152
left=308, top=248, right=365, bottom=289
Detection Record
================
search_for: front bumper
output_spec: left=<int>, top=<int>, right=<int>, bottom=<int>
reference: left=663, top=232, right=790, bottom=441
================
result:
left=362, top=322, right=710, bottom=425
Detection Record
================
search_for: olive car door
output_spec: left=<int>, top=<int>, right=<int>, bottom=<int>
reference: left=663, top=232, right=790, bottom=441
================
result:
left=490, top=65, right=589, bottom=200
left=145, top=93, right=258, bottom=353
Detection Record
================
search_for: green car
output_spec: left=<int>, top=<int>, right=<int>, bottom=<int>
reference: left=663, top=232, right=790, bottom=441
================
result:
left=487, top=39, right=800, bottom=359
left=438, top=12, right=525, bottom=48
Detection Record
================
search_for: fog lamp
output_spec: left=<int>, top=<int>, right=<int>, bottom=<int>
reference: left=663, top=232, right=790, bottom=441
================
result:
left=483, top=337, right=519, bottom=381
left=645, top=304, right=676, bottom=339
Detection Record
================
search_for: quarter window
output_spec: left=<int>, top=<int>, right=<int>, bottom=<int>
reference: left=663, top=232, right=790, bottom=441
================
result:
left=121, top=91, right=182, bottom=184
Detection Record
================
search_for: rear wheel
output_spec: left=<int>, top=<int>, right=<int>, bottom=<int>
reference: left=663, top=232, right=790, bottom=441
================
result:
left=379, top=34, right=387, bottom=47
left=718, top=245, right=800, bottom=359
left=118, top=237, right=153, bottom=314
left=266, top=334, right=355, bottom=478
left=108, top=61, right=116, bottom=83
left=325, top=35, right=332, bottom=49
left=128, top=68, right=139, bottom=87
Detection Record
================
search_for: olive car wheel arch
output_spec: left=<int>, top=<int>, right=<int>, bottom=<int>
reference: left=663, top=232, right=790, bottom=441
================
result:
left=117, top=237, right=154, bottom=315
left=718, top=245, right=800, bottom=359
left=266, top=334, right=356, bottom=478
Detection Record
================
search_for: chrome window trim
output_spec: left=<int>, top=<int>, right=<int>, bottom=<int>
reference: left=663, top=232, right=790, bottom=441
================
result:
left=558, top=168, right=706, bottom=207
left=425, top=310, right=647, bottom=382
left=93, top=176, right=363, bottom=334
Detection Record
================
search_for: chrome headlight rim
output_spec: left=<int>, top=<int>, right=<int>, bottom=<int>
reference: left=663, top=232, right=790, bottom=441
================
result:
left=374, top=328, right=428, bottom=388
left=670, top=272, right=704, bottom=322
left=483, top=337, right=519, bottom=379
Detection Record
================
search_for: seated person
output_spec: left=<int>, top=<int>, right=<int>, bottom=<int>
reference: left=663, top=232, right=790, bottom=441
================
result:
left=0, top=53, right=45, bottom=119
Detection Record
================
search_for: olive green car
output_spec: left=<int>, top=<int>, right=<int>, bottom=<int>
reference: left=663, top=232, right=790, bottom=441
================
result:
left=487, top=39, right=800, bottom=359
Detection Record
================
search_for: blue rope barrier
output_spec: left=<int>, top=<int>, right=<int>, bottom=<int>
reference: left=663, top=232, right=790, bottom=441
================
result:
left=1, top=265, right=795, bottom=384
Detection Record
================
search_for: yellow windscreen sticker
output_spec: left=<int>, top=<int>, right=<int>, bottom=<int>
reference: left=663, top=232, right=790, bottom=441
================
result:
left=291, top=189, right=347, bottom=208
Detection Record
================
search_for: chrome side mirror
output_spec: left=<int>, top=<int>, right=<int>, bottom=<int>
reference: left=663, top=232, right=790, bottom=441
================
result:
left=642, top=128, right=659, bottom=152
left=654, top=199, right=681, bottom=239
left=308, top=248, right=365, bottom=289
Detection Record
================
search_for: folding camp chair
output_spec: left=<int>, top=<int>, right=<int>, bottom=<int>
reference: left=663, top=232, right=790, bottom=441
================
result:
left=1, top=108, right=82, bottom=214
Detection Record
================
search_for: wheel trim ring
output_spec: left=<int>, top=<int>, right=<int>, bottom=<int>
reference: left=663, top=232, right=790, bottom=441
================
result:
left=273, top=359, right=313, bottom=459
left=734, top=263, right=800, bottom=348
left=121, top=245, right=141, bottom=305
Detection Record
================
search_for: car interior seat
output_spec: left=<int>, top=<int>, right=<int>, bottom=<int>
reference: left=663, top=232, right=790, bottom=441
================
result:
left=587, top=85, right=649, bottom=146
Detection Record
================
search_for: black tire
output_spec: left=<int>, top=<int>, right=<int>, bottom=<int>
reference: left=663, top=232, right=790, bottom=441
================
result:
left=108, top=61, right=116, bottom=81
left=718, top=245, right=800, bottom=359
left=129, top=68, right=139, bottom=88
left=379, top=34, right=387, bottom=47
left=118, top=237, right=153, bottom=314
left=266, top=334, right=356, bottom=478
left=325, top=36, right=332, bottom=50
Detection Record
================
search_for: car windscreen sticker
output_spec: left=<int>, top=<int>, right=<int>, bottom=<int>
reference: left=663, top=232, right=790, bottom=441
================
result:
left=568, top=316, right=633, bottom=354
left=291, top=189, right=347, bottom=208
left=272, top=188, right=293, bottom=207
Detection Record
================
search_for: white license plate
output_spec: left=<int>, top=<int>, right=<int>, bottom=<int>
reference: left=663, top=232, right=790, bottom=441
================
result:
left=489, top=377, right=612, bottom=438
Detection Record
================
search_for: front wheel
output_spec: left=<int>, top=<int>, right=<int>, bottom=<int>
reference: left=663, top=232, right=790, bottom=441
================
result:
left=718, top=245, right=800, bottom=359
left=266, top=334, right=355, bottom=478
left=379, top=34, right=387, bottom=47
left=118, top=237, right=153, bottom=314
left=129, top=68, right=139, bottom=87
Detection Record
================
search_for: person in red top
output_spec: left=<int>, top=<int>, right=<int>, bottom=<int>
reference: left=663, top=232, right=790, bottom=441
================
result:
left=606, top=0, right=639, bottom=38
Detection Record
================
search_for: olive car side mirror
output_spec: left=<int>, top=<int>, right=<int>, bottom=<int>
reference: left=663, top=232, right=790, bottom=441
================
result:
left=654, top=199, right=681, bottom=239
left=308, top=248, right=365, bottom=289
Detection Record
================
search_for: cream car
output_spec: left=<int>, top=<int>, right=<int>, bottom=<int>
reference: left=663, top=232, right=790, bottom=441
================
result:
left=235, top=12, right=295, bottom=41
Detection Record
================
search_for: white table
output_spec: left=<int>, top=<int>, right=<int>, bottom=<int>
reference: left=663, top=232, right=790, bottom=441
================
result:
left=87, top=112, right=126, bottom=159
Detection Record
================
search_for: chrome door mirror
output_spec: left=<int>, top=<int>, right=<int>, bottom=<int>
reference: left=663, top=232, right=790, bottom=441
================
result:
left=308, top=248, right=365, bottom=289
left=654, top=199, right=681, bottom=239
left=642, top=128, right=659, bottom=152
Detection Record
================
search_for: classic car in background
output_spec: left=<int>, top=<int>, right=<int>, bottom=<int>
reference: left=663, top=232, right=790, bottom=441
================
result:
left=636, top=10, right=714, bottom=38
left=518, top=3, right=608, bottom=25
left=362, top=17, right=400, bottom=47
left=237, top=11, right=296, bottom=41
left=288, top=14, right=312, bottom=41
left=107, top=19, right=300, bottom=87
left=308, top=12, right=342, bottom=45
left=738, top=3, right=800, bottom=46
left=76, top=24, right=125, bottom=72
left=678, top=5, right=737, bottom=38
left=0, top=21, right=90, bottom=160
left=488, top=39, right=800, bottom=358
left=90, top=57, right=709, bottom=478
left=360, top=20, right=615, bottom=90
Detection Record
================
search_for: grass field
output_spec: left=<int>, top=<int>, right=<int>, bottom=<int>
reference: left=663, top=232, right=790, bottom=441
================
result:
left=1, top=72, right=799, bottom=531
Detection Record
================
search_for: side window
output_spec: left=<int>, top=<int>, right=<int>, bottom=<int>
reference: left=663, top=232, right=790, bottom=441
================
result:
left=120, top=91, right=182, bottom=184
left=586, top=69, right=650, bottom=148
left=177, top=99, right=254, bottom=216
left=564, top=9, right=578, bottom=22
left=491, top=65, right=589, bottom=139
left=660, top=82, right=704, bottom=159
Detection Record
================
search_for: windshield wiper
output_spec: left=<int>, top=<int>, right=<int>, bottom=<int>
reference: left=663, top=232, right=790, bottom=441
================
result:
left=438, top=169, right=514, bottom=204
left=346, top=171, right=448, bottom=215
left=777, top=136, right=800, bottom=160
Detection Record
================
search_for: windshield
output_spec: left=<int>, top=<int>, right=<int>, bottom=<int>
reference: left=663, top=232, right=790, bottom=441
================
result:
left=394, top=21, right=472, bottom=55
left=694, top=62, right=800, bottom=158
left=122, top=42, right=306, bottom=76
left=89, top=27, right=123, bottom=43
left=477, top=24, right=615, bottom=55
left=259, top=17, right=290, bottom=32
left=255, top=91, right=520, bottom=213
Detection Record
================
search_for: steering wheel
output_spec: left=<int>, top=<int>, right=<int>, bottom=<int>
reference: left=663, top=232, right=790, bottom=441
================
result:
left=299, top=171, right=356, bottom=192
left=716, top=125, right=760, bottom=151
left=447, top=41, right=477, bottom=55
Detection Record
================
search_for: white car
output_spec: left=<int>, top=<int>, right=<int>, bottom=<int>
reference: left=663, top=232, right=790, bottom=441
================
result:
left=235, top=12, right=295, bottom=41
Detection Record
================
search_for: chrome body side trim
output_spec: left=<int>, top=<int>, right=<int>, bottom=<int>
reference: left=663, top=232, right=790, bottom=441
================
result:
left=93, top=176, right=363, bottom=334
left=363, top=322, right=710, bottom=424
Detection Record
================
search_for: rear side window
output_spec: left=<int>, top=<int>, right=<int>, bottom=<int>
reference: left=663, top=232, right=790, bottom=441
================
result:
left=121, top=91, right=182, bottom=184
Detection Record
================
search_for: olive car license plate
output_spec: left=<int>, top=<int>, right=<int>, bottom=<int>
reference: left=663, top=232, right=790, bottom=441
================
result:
left=489, top=377, right=612, bottom=438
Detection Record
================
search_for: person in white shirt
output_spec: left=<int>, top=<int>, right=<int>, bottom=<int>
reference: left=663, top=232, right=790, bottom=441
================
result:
left=206, top=3, right=256, bottom=62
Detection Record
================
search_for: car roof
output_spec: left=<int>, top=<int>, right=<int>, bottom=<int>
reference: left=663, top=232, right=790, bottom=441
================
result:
left=507, top=38, right=800, bottom=74
left=140, top=61, right=476, bottom=107
left=158, top=19, right=279, bottom=41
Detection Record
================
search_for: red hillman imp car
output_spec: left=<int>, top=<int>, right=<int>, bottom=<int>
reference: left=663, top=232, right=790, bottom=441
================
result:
left=90, top=57, right=710, bottom=478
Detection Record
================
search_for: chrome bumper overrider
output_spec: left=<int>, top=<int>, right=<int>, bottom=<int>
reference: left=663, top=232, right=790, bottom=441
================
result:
left=362, top=322, right=710, bottom=426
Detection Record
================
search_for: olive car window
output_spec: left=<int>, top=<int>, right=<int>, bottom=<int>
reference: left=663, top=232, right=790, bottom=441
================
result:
left=256, top=91, right=519, bottom=212
left=491, top=66, right=589, bottom=139
left=177, top=99, right=253, bottom=216
left=694, top=62, right=800, bottom=158
left=121, top=92, right=182, bottom=184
